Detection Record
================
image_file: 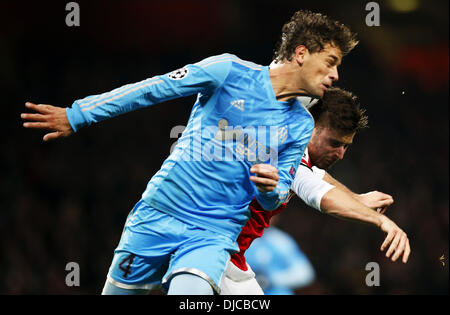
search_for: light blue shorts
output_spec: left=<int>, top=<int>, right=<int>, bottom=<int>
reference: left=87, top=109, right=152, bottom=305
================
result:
left=106, top=200, right=238, bottom=293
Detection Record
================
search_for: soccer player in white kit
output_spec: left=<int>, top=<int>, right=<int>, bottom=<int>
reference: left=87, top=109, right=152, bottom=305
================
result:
left=221, top=88, right=411, bottom=295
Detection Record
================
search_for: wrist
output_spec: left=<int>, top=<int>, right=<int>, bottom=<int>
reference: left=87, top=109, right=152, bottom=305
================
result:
left=376, top=213, right=388, bottom=229
left=66, top=102, right=89, bottom=132
left=353, top=193, right=364, bottom=203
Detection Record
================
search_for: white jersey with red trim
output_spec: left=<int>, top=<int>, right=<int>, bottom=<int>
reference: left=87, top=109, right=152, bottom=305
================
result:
left=301, top=147, right=313, bottom=168
left=292, top=148, right=335, bottom=211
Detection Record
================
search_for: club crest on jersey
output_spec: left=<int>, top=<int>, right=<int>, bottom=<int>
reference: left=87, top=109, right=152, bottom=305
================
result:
left=168, top=67, right=189, bottom=80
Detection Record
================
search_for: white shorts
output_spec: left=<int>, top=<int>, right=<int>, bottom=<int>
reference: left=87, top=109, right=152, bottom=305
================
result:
left=220, top=261, right=264, bottom=295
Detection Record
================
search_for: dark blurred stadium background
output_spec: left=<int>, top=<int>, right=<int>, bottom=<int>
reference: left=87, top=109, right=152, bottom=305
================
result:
left=0, top=0, right=448, bottom=294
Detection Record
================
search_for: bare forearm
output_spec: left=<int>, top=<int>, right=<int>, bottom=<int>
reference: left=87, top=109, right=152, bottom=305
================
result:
left=322, top=172, right=394, bottom=211
left=319, top=187, right=410, bottom=264
left=323, top=172, right=358, bottom=198
left=320, top=187, right=383, bottom=227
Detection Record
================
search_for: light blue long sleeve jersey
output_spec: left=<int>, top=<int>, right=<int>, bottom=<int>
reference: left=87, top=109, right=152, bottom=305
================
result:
left=66, top=54, right=314, bottom=240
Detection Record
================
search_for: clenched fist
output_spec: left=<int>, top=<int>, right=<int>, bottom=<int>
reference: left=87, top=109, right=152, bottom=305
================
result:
left=249, top=164, right=279, bottom=192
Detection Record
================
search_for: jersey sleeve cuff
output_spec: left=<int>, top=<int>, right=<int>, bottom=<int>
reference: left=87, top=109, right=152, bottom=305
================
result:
left=66, top=102, right=88, bottom=132
left=316, top=184, right=336, bottom=211
left=312, top=166, right=326, bottom=179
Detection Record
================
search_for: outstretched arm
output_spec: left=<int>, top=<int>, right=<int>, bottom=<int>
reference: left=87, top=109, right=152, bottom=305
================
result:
left=323, top=171, right=393, bottom=213
left=320, top=187, right=410, bottom=263
left=21, top=102, right=73, bottom=141
left=292, top=166, right=410, bottom=263
left=21, top=54, right=233, bottom=141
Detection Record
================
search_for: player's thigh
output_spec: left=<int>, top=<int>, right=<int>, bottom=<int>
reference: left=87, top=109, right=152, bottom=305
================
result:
left=163, top=231, right=238, bottom=294
left=108, top=201, right=187, bottom=288
left=107, top=250, right=169, bottom=289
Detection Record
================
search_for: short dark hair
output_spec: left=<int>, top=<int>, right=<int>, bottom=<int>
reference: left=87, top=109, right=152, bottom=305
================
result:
left=309, top=87, right=369, bottom=134
left=274, top=10, right=359, bottom=62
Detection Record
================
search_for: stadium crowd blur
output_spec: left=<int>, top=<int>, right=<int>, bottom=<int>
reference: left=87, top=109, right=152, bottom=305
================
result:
left=1, top=0, right=448, bottom=294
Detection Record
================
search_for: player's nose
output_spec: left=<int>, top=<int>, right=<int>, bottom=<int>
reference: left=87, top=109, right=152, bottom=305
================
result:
left=329, top=66, right=339, bottom=82
left=335, top=146, right=346, bottom=160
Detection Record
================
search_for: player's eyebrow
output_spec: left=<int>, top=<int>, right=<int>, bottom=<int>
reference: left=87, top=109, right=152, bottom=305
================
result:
left=330, top=138, right=353, bottom=147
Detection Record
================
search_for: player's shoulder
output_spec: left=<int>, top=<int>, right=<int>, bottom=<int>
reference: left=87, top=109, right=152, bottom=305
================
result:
left=196, top=53, right=264, bottom=71
left=287, top=100, right=315, bottom=143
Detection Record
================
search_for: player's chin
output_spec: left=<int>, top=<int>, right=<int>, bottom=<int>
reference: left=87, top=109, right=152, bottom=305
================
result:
left=311, top=87, right=325, bottom=99
left=318, top=159, right=336, bottom=169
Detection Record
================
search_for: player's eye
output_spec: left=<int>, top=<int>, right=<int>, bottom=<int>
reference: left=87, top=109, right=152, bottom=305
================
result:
left=329, top=141, right=340, bottom=148
left=326, top=58, right=337, bottom=67
left=331, top=140, right=348, bottom=149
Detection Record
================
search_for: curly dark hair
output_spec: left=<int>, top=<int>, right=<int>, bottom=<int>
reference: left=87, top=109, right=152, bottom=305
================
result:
left=274, top=10, right=359, bottom=62
left=309, top=87, right=368, bottom=134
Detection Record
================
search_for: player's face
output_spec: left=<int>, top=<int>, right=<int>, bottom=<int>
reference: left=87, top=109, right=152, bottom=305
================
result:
left=299, top=44, right=342, bottom=98
left=308, top=127, right=355, bottom=169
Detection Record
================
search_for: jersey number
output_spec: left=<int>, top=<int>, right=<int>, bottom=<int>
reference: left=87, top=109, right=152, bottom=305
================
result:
left=119, top=254, right=136, bottom=279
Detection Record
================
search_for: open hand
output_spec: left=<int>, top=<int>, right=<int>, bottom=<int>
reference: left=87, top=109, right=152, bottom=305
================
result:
left=379, top=215, right=411, bottom=263
left=21, top=102, right=73, bottom=141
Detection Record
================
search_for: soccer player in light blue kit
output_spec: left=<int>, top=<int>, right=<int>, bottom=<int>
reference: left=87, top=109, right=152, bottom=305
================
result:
left=21, top=10, right=358, bottom=294
left=245, top=224, right=316, bottom=295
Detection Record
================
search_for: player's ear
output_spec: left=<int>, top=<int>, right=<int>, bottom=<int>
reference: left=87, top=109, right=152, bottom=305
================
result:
left=294, top=45, right=308, bottom=66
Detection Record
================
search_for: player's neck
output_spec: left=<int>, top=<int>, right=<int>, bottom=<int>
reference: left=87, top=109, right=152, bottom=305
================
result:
left=269, top=62, right=309, bottom=102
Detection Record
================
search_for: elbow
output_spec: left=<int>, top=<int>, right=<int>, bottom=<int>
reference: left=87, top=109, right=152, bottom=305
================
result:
left=319, top=194, right=329, bottom=213
left=318, top=189, right=337, bottom=214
